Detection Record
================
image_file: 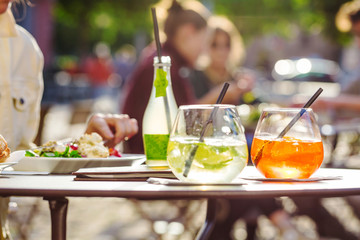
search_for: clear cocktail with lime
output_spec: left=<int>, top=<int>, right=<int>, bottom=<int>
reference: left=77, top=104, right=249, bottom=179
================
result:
left=167, top=105, right=248, bottom=183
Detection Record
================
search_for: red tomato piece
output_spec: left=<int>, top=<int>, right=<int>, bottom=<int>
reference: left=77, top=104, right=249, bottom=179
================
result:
left=70, top=144, right=78, bottom=150
left=109, top=148, right=122, bottom=157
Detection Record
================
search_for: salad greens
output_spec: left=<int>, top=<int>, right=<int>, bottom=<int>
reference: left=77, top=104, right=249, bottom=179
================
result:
left=25, top=146, right=82, bottom=158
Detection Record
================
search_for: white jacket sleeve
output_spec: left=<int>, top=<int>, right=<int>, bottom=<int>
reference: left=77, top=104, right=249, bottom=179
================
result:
left=17, top=28, right=44, bottom=150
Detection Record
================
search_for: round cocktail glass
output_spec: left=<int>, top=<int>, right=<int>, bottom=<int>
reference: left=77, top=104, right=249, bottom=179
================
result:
left=167, top=104, right=248, bottom=183
left=251, top=108, right=324, bottom=179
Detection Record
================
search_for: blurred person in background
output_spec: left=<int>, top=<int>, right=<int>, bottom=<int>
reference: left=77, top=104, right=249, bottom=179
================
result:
left=0, top=1, right=137, bottom=238
left=189, top=15, right=255, bottom=105
left=122, top=1, right=253, bottom=154
left=122, top=0, right=210, bottom=154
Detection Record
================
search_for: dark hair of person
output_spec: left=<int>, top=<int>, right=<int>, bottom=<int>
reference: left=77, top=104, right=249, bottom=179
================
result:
left=11, top=0, right=33, bottom=21
left=211, top=28, right=231, bottom=49
left=164, top=0, right=207, bottom=41
left=349, top=10, right=360, bottom=24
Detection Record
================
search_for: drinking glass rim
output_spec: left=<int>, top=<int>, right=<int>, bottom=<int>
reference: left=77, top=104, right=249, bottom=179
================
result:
left=262, top=107, right=314, bottom=113
left=179, top=104, right=236, bottom=110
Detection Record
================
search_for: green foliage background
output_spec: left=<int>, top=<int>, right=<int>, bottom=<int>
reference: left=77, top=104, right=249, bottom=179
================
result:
left=53, top=0, right=352, bottom=56
left=54, top=0, right=158, bottom=55
left=214, top=0, right=350, bottom=44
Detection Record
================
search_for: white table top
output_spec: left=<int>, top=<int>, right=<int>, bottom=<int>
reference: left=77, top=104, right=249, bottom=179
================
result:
left=0, top=167, right=359, bottom=200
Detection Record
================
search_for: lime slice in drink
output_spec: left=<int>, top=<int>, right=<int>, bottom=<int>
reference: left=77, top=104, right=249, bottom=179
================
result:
left=194, top=143, right=234, bottom=170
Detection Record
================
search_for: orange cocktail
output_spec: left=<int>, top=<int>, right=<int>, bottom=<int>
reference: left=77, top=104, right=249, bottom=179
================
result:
left=251, top=136, right=324, bottom=179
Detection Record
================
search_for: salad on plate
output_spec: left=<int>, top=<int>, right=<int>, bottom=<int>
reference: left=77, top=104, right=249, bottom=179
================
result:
left=25, top=133, right=121, bottom=158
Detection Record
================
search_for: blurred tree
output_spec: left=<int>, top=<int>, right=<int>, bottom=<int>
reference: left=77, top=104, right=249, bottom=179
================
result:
left=54, top=0, right=158, bottom=57
left=207, top=0, right=350, bottom=45
left=53, top=0, right=352, bottom=58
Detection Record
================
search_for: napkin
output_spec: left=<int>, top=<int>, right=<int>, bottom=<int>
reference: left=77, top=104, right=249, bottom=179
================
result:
left=73, top=165, right=176, bottom=181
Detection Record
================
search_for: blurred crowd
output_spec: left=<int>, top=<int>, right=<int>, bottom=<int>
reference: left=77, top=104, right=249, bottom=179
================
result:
left=42, top=42, right=137, bottom=103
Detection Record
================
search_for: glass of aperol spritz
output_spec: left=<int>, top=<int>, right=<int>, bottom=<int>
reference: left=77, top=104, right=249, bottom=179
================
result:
left=251, top=108, right=324, bottom=179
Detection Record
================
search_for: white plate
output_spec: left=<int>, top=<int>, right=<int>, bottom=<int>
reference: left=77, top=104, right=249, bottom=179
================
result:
left=0, top=162, right=17, bottom=173
left=9, top=151, right=145, bottom=174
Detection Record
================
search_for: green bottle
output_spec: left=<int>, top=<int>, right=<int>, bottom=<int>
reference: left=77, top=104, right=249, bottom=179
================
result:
left=142, top=56, right=178, bottom=168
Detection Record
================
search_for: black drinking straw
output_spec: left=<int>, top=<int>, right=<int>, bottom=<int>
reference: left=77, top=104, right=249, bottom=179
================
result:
left=151, top=8, right=162, bottom=63
left=183, top=82, right=230, bottom=177
left=151, top=7, right=172, bottom=132
left=277, top=88, right=323, bottom=138
left=253, top=87, right=323, bottom=166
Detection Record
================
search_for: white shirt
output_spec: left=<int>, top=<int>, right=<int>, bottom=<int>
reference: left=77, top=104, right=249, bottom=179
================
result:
left=0, top=9, right=44, bottom=150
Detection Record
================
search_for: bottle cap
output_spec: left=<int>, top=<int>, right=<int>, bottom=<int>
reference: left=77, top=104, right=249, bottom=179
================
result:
left=154, top=56, right=171, bottom=65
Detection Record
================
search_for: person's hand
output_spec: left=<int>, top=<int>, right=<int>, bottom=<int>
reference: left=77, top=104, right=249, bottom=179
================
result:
left=220, top=70, right=255, bottom=104
left=85, top=113, right=138, bottom=148
left=220, top=72, right=255, bottom=104
left=222, top=83, right=247, bottom=104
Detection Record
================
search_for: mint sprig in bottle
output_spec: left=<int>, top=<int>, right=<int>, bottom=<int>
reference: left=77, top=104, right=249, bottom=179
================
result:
left=142, top=56, right=178, bottom=168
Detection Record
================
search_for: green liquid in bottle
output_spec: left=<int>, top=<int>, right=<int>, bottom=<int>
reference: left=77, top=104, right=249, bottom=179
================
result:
left=143, top=134, right=170, bottom=168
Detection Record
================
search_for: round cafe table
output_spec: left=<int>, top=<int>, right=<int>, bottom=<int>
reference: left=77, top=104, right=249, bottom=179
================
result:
left=0, top=166, right=360, bottom=240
